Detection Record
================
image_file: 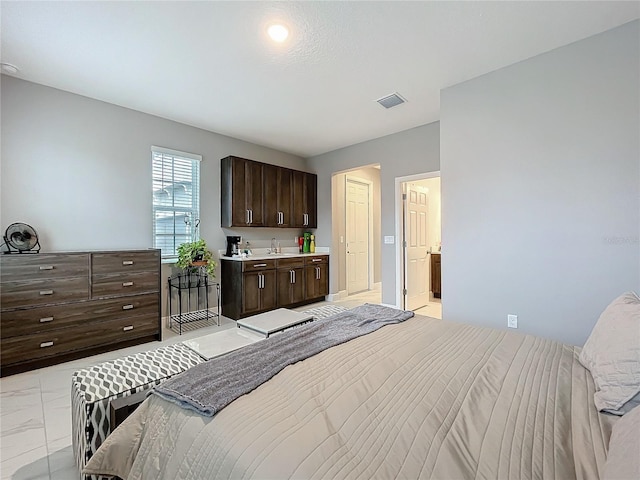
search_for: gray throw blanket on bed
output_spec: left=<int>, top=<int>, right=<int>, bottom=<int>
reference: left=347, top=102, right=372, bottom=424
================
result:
left=153, top=303, right=413, bottom=417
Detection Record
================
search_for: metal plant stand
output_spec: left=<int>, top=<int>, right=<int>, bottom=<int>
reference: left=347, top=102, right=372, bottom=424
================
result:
left=168, top=271, right=220, bottom=335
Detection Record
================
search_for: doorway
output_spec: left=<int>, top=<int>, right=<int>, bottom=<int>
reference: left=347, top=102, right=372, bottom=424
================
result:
left=395, top=173, right=441, bottom=317
left=403, top=182, right=430, bottom=310
left=345, top=176, right=371, bottom=294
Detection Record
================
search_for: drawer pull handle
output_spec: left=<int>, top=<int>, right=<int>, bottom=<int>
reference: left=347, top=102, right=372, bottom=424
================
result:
left=122, top=260, right=134, bottom=266
left=122, top=281, right=134, bottom=287
left=312, top=258, right=322, bottom=262
left=253, top=263, right=267, bottom=268
left=40, top=317, right=54, bottom=323
left=39, top=265, right=54, bottom=270
left=40, top=341, right=54, bottom=348
left=40, top=290, right=54, bottom=295
left=122, top=304, right=134, bottom=310
left=123, top=325, right=134, bottom=331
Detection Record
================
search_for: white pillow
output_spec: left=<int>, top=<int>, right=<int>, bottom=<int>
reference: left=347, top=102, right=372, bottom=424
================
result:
left=603, top=405, right=640, bottom=480
left=579, top=292, right=640, bottom=415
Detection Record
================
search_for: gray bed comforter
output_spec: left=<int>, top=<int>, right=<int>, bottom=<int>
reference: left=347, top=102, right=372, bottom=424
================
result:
left=85, top=312, right=616, bottom=480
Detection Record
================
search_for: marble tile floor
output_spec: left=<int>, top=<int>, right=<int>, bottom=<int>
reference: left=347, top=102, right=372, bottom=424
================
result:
left=0, top=291, right=386, bottom=479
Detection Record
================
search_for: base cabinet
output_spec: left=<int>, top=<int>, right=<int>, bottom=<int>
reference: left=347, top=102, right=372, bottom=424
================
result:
left=0, top=249, right=161, bottom=377
left=430, top=253, right=441, bottom=298
left=221, top=255, right=329, bottom=320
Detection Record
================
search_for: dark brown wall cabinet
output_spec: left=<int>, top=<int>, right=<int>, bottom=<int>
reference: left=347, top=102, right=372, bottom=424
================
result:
left=221, top=254, right=328, bottom=320
left=221, top=156, right=317, bottom=228
left=0, top=250, right=161, bottom=376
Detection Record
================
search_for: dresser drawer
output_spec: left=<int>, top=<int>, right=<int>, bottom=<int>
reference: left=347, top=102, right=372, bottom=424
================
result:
left=0, top=277, right=89, bottom=310
left=1, top=293, right=159, bottom=338
left=92, top=251, right=159, bottom=274
left=92, top=271, right=159, bottom=297
left=90, top=293, right=159, bottom=320
left=1, top=313, right=159, bottom=366
left=0, top=254, right=89, bottom=281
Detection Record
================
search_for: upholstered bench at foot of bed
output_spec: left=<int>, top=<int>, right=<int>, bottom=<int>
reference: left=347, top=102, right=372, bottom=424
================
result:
left=71, top=343, right=206, bottom=480
left=298, top=304, right=348, bottom=320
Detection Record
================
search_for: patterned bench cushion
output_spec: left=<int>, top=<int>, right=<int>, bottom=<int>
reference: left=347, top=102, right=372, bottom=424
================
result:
left=72, top=343, right=205, bottom=479
left=299, top=304, right=348, bottom=320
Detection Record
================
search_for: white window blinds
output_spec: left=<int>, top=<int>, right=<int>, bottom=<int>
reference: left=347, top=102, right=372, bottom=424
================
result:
left=152, top=146, right=202, bottom=259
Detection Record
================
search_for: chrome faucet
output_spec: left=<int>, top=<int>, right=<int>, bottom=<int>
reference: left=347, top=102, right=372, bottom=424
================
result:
left=271, top=237, right=277, bottom=254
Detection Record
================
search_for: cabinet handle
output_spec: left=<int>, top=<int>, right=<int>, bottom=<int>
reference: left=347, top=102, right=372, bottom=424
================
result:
left=123, top=325, right=134, bottom=331
left=304, top=213, right=309, bottom=226
left=312, top=258, right=322, bottom=262
left=39, top=290, right=54, bottom=295
left=122, top=281, right=134, bottom=287
left=122, top=304, right=134, bottom=310
left=122, top=260, right=134, bottom=266
left=246, top=209, right=250, bottom=224
left=40, top=341, right=54, bottom=348
left=39, top=316, right=54, bottom=323
left=293, top=270, right=296, bottom=283
left=253, top=263, right=267, bottom=268
left=39, top=265, right=54, bottom=270
left=259, top=273, right=264, bottom=289
left=290, top=270, right=293, bottom=284
left=316, top=266, right=321, bottom=280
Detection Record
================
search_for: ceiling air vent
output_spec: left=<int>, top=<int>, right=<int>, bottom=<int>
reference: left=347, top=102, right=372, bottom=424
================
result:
left=376, top=92, right=407, bottom=109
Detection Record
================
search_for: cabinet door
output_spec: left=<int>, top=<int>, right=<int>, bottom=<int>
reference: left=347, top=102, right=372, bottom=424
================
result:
left=242, top=271, right=262, bottom=314
left=278, top=168, right=292, bottom=227
left=290, top=267, right=305, bottom=303
left=230, top=158, right=249, bottom=226
left=276, top=268, right=293, bottom=306
left=245, top=160, right=265, bottom=226
left=264, top=165, right=292, bottom=227
left=291, top=170, right=306, bottom=227
left=260, top=270, right=277, bottom=311
left=292, top=172, right=317, bottom=228
left=263, top=165, right=279, bottom=227
left=305, top=264, right=328, bottom=299
left=304, top=173, right=317, bottom=228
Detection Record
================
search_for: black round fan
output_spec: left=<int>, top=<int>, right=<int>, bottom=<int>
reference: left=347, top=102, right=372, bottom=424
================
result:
left=3, top=223, right=41, bottom=254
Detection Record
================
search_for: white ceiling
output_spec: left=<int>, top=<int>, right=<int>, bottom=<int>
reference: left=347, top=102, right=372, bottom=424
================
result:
left=2, top=1, right=638, bottom=157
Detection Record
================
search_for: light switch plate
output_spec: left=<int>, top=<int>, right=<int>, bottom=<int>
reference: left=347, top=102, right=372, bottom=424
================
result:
left=384, top=236, right=395, bottom=244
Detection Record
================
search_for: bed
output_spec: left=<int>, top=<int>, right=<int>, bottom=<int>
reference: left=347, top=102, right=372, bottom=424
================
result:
left=84, top=298, right=640, bottom=480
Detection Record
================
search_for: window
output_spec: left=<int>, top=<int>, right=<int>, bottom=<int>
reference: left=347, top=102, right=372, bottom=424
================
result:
left=152, top=146, right=201, bottom=259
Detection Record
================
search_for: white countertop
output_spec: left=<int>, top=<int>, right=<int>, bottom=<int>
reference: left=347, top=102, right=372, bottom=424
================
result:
left=219, top=247, right=329, bottom=261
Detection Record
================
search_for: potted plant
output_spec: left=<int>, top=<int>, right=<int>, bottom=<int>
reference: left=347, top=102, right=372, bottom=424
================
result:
left=176, top=238, right=217, bottom=277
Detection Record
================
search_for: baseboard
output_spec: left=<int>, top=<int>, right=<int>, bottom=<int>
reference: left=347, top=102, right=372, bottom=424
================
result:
left=372, top=282, right=381, bottom=291
left=326, top=290, right=347, bottom=302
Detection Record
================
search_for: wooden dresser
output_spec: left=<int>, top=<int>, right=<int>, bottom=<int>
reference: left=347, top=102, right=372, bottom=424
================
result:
left=0, top=249, right=161, bottom=376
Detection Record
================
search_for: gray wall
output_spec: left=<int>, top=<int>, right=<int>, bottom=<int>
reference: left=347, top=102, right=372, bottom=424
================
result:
left=440, top=20, right=640, bottom=346
left=1, top=76, right=307, bottom=315
left=308, top=123, right=440, bottom=304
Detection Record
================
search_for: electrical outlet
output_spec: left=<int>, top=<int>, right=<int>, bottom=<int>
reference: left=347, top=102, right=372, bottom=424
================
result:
left=507, top=314, right=518, bottom=329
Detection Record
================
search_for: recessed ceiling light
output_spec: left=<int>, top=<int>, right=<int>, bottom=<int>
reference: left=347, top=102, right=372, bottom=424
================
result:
left=267, top=24, right=289, bottom=43
left=1, top=63, right=19, bottom=75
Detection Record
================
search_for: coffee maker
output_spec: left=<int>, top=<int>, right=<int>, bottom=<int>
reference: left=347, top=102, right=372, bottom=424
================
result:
left=225, top=236, right=242, bottom=257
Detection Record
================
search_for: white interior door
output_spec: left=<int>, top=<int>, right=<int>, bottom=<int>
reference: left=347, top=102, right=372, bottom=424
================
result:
left=346, top=178, right=370, bottom=294
left=404, top=183, right=430, bottom=310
